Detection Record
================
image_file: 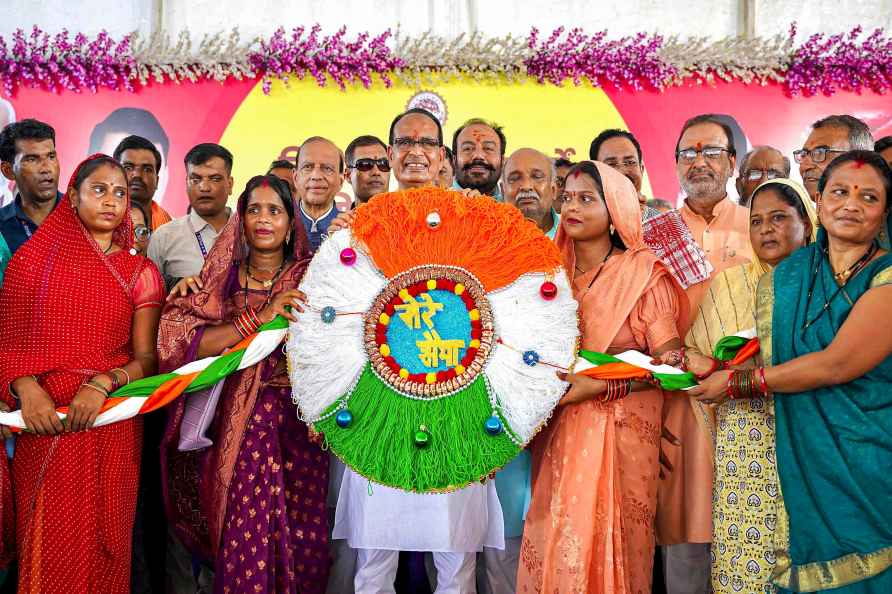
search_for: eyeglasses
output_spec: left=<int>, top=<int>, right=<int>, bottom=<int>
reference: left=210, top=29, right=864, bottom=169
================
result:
left=393, top=137, right=440, bottom=152
left=603, top=158, right=640, bottom=169
left=134, top=225, right=151, bottom=241
left=349, top=158, right=391, bottom=173
left=793, top=147, right=847, bottom=164
left=676, top=146, right=730, bottom=164
left=745, top=169, right=783, bottom=182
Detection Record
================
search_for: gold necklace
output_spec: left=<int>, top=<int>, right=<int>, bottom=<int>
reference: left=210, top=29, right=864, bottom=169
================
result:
left=247, top=262, right=284, bottom=288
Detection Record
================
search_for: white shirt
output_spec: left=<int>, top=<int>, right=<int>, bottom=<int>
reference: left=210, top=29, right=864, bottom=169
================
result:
left=147, top=209, right=226, bottom=288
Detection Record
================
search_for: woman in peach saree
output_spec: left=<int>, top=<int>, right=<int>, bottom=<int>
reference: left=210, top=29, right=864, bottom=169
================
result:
left=518, top=161, right=689, bottom=594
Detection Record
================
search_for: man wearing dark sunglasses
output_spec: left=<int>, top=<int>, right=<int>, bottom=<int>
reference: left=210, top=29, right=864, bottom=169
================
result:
left=344, top=135, right=390, bottom=206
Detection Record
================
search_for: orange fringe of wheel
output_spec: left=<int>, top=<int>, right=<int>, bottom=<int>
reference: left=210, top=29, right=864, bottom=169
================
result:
left=352, top=187, right=563, bottom=292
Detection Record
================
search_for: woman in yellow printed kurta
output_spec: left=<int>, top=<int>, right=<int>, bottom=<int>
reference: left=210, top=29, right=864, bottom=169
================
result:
left=669, top=179, right=816, bottom=594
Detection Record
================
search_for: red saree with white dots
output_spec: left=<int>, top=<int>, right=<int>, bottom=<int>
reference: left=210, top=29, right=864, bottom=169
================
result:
left=0, top=157, right=163, bottom=594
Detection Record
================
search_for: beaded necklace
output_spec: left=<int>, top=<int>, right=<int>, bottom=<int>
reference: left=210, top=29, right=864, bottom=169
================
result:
left=801, top=240, right=877, bottom=335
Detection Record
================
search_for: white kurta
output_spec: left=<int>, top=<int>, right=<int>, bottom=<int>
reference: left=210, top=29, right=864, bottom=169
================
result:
left=333, top=468, right=505, bottom=553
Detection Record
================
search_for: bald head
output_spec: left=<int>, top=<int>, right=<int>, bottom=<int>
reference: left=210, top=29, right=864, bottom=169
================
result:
left=736, top=145, right=790, bottom=205
left=295, top=136, right=343, bottom=212
left=501, top=148, right=557, bottom=232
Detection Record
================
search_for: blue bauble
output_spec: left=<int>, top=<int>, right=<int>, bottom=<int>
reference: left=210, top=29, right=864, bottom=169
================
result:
left=321, top=306, right=337, bottom=324
left=335, top=409, right=353, bottom=428
left=484, top=415, right=504, bottom=436
left=522, top=350, right=540, bottom=367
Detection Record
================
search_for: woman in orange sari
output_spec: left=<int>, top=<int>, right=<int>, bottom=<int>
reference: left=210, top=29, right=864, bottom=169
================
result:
left=518, top=161, right=688, bottom=594
left=0, top=154, right=163, bottom=593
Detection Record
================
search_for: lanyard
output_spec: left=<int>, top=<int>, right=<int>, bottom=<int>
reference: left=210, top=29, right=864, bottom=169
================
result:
left=19, top=218, right=33, bottom=239
left=187, top=217, right=209, bottom=259
left=195, top=231, right=208, bottom=258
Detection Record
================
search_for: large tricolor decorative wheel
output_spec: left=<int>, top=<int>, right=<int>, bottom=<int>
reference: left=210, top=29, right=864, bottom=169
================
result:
left=288, top=188, right=579, bottom=492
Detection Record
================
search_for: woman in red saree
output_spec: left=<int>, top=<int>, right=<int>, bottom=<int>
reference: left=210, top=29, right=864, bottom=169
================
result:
left=0, top=154, right=163, bottom=593
left=160, top=175, right=330, bottom=594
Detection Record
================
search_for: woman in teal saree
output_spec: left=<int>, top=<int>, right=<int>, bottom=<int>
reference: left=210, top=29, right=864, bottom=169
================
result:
left=692, top=150, right=892, bottom=593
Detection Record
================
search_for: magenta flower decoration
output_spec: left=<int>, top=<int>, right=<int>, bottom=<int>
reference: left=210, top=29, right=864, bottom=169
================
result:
left=524, top=26, right=676, bottom=90
left=247, top=25, right=402, bottom=94
left=0, top=27, right=136, bottom=96
left=0, top=24, right=889, bottom=97
left=785, top=24, right=892, bottom=96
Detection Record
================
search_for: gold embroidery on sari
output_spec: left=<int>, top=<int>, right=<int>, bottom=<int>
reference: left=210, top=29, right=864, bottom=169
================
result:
left=773, top=544, right=892, bottom=591
left=869, top=265, right=892, bottom=288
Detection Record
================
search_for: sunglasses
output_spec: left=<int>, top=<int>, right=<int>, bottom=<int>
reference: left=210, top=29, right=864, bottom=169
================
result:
left=349, top=158, right=391, bottom=173
left=134, top=225, right=151, bottom=241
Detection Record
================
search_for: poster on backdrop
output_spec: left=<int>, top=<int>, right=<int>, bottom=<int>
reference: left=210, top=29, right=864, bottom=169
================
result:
left=6, top=76, right=892, bottom=215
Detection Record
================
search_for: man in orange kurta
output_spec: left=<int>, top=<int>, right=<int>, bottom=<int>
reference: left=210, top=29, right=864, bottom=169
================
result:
left=658, top=115, right=752, bottom=594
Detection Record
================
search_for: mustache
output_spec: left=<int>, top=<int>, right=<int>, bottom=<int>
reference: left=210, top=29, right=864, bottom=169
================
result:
left=686, top=167, right=715, bottom=179
left=516, top=190, right=540, bottom=201
left=462, top=159, right=495, bottom=173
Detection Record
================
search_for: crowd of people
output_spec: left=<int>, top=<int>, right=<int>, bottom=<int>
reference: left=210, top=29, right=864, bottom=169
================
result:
left=0, top=107, right=890, bottom=594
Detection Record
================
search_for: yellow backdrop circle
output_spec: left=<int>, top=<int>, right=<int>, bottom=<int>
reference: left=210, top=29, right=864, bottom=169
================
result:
left=220, top=76, right=651, bottom=204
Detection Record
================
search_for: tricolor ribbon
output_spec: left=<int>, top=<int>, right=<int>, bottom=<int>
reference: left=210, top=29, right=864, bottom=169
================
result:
left=0, top=316, right=289, bottom=431
left=575, top=330, right=759, bottom=391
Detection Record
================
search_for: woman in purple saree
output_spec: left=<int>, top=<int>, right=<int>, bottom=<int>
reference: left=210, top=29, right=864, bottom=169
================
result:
left=159, top=175, right=330, bottom=594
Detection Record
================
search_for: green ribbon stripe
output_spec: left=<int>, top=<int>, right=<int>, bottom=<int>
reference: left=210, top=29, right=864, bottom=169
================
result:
left=578, top=336, right=751, bottom=392
left=577, top=350, right=698, bottom=391
left=712, top=335, right=749, bottom=361
left=108, top=315, right=289, bottom=398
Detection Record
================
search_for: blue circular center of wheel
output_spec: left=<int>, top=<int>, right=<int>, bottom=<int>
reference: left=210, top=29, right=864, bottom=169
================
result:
left=386, top=289, right=471, bottom=374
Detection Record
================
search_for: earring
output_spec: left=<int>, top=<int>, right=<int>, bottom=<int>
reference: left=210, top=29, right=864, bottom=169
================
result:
left=609, top=224, right=615, bottom=235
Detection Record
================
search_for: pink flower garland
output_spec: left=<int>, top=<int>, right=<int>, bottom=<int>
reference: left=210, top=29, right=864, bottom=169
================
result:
left=247, top=25, right=402, bottom=93
left=0, top=27, right=136, bottom=96
left=785, top=24, right=892, bottom=96
left=0, top=24, right=890, bottom=97
left=524, top=26, right=677, bottom=90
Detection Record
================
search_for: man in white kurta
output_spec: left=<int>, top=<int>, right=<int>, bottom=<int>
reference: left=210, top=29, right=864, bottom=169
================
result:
left=334, top=472, right=505, bottom=593
left=328, top=108, right=506, bottom=593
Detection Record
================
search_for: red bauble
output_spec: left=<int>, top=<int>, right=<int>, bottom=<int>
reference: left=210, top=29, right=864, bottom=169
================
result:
left=339, top=247, right=357, bottom=266
left=539, top=281, right=558, bottom=300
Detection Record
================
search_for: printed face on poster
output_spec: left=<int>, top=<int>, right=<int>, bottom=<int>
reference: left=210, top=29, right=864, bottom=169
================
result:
left=7, top=76, right=892, bottom=215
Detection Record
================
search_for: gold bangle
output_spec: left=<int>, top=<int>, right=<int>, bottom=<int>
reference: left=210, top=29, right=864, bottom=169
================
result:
left=110, top=367, right=131, bottom=386
left=83, top=380, right=109, bottom=398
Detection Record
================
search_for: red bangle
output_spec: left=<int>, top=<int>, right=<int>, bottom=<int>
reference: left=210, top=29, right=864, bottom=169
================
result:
left=233, top=315, right=249, bottom=338
left=237, top=310, right=259, bottom=336
left=247, top=306, right=261, bottom=329
left=758, top=367, right=768, bottom=396
left=696, top=357, right=721, bottom=380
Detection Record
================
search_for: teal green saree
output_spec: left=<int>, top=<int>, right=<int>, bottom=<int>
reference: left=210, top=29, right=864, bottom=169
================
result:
left=756, top=232, right=892, bottom=593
